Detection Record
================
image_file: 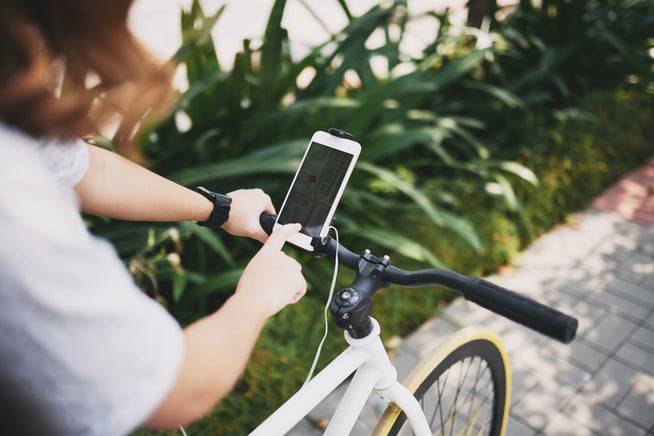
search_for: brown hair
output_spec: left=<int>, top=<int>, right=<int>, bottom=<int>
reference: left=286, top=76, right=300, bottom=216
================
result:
left=0, top=0, right=177, bottom=159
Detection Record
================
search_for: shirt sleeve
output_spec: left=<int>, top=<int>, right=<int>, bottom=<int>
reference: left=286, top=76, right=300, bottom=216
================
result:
left=39, top=136, right=90, bottom=190
left=0, top=126, right=185, bottom=436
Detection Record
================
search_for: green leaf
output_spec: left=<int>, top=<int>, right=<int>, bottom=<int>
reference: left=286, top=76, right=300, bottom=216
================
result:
left=493, top=172, right=519, bottom=211
left=420, top=49, right=488, bottom=88
left=257, top=0, right=288, bottom=107
left=191, top=269, right=243, bottom=298
left=364, top=126, right=454, bottom=164
left=178, top=222, right=235, bottom=267
left=172, top=270, right=188, bottom=302
left=353, top=228, right=445, bottom=268
left=357, top=162, right=481, bottom=252
left=171, top=158, right=298, bottom=186
left=497, top=161, right=539, bottom=186
left=464, top=81, right=524, bottom=108
left=176, top=70, right=230, bottom=109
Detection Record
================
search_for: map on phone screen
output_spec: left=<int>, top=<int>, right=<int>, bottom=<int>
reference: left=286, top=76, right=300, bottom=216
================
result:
left=277, top=143, right=354, bottom=237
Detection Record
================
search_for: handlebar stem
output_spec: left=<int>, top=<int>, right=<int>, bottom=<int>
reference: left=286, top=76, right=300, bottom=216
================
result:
left=330, top=250, right=391, bottom=339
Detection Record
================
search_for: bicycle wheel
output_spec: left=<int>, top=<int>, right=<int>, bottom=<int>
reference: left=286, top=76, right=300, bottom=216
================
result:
left=373, top=327, right=510, bottom=436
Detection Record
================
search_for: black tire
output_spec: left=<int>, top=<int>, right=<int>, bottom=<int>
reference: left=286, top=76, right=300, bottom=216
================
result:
left=373, top=328, right=510, bottom=436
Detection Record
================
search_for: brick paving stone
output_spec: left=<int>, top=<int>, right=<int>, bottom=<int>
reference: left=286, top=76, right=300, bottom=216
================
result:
left=438, top=298, right=486, bottom=329
left=476, top=311, right=523, bottom=336
left=641, top=273, right=654, bottom=294
left=546, top=336, right=610, bottom=374
left=614, top=340, right=654, bottom=374
left=581, top=359, right=640, bottom=410
left=605, top=276, right=654, bottom=308
left=615, top=373, right=654, bottom=430
left=645, top=311, right=654, bottom=330
left=586, top=287, right=652, bottom=323
left=399, top=316, right=458, bottom=360
left=631, top=324, right=654, bottom=352
left=505, top=415, right=535, bottom=435
left=389, top=348, right=422, bottom=382
left=640, top=238, right=654, bottom=257
left=487, top=273, right=543, bottom=299
left=512, top=224, right=599, bottom=271
left=542, top=412, right=595, bottom=435
left=509, top=379, right=577, bottom=431
left=511, top=342, right=592, bottom=390
left=575, top=210, right=625, bottom=240
left=560, top=279, right=606, bottom=301
left=571, top=298, right=611, bottom=338
left=616, top=252, right=654, bottom=285
left=563, top=393, right=647, bottom=435
left=595, top=229, right=642, bottom=261
left=500, top=325, right=544, bottom=355
left=576, top=254, right=622, bottom=281
left=507, top=359, right=541, bottom=409
left=538, top=288, right=580, bottom=313
left=581, top=311, right=640, bottom=354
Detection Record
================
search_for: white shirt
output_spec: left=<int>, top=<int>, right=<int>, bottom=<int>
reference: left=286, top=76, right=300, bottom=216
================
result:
left=0, top=124, right=184, bottom=435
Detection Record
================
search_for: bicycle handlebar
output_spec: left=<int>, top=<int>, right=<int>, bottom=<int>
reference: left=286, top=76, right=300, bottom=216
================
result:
left=259, top=213, right=578, bottom=343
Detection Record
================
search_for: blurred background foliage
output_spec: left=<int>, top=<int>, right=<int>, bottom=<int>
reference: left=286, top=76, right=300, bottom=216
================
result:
left=104, top=0, right=654, bottom=433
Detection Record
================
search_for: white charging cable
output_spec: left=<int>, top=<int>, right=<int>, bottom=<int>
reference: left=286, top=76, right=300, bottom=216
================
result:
left=303, top=226, right=340, bottom=385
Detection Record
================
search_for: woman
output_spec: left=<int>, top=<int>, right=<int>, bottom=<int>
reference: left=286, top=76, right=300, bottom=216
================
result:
left=0, top=0, right=306, bottom=434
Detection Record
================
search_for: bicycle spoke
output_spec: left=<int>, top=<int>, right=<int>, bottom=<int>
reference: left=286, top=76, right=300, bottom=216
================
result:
left=380, top=335, right=508, bottom=436
left=428, top=356, right=495, bottom=436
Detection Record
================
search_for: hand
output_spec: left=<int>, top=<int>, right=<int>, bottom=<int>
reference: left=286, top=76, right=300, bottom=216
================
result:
left=235, top=223, right=307, bottom=316
left=222, top=188, right=275, bottom=243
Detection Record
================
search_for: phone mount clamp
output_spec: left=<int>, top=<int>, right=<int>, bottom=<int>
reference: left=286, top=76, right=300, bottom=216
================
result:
left=328, top=127, right=354, bottom=140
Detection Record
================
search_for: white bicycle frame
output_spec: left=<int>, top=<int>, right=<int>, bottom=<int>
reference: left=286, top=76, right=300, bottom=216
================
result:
left=249, top=318, right=431, bottom=436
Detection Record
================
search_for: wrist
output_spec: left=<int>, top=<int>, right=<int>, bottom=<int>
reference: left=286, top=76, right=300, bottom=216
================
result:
left=195, top=186, right=231, bottom=229
left=224, top=289, right=271, bottom=324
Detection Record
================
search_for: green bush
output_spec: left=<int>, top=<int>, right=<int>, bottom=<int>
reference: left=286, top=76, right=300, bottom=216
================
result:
left=94, top=0, right=538, bottom=322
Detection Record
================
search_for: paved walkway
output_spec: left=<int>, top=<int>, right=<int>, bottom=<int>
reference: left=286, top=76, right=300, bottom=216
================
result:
left=290, top=159, right=654, bottom=435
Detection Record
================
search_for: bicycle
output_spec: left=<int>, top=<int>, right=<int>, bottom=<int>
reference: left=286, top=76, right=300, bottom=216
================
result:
left=252, top=213, right=578, bottom=436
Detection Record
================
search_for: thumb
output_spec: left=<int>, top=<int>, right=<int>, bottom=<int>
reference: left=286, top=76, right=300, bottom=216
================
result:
left=263, top=223, right=302, bottom=252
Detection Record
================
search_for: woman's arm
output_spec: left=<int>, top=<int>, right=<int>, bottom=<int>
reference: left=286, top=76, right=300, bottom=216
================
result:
left=144, top=224, right=307, bottom=428
left=75, top=144, right=273, bottom=242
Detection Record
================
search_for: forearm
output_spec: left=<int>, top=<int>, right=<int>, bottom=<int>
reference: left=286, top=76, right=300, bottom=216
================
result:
left=143, top=224, right=306, bottom=429
left=75, top=144, right=212, bottom=222
left=146, top=292, right=269, bottom=428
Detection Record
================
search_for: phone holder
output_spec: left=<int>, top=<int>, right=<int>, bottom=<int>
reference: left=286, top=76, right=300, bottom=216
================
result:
left=328, top=128, right=354, bottom=140
left=259, top=212, right=332, bottom=258
left=309, top=236, right=330, bottom=258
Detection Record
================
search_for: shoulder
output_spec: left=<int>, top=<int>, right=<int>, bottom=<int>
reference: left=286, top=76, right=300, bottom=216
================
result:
left=0, top=123, right=90, bottom=190
left=39, top=136, right=90, bottom=189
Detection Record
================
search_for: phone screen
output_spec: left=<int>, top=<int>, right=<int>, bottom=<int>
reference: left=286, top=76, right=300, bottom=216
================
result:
left=277, top=141, right=354, bottom=237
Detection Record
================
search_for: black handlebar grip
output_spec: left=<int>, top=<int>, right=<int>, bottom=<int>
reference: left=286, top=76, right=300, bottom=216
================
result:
left=259, top=212, right=276, bottom=235
left=464, top=278, right=578, bottom=343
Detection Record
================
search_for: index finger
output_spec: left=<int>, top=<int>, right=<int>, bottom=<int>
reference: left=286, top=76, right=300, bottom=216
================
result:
left=263, top=223, right=302, bottom=252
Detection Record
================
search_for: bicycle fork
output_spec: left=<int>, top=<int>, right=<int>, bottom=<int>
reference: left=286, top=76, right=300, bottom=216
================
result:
left=325, top=319, right=431, bottom=436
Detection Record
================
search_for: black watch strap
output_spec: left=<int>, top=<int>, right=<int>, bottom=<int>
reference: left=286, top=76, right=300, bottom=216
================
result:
left=195, top=186, right=232, bottom=228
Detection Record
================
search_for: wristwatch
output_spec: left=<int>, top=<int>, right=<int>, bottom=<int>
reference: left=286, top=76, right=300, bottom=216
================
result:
left=195, top=186, right=232, bottom=228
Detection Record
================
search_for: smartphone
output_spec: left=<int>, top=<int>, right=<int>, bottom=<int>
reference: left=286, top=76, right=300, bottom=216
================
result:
left=276, top=130, right=361, bottom=251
